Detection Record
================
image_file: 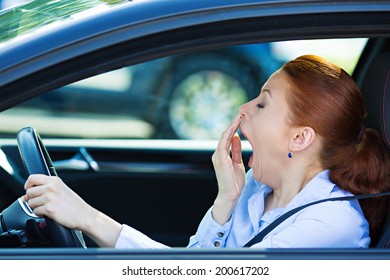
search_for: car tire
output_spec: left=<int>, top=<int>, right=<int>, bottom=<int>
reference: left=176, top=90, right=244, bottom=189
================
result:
left=156, top=53, right=261, bottom=139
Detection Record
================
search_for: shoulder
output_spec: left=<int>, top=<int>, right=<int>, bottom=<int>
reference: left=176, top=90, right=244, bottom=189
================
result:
left=284, top=171, right=370, bottom=247
left=296, top=172, right=369, bottom=236
left=294, top=198, right=370, bottom=246
left=258, top=200, right=371, bottom=248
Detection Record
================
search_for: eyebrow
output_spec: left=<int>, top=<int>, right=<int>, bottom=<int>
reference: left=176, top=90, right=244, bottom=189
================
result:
left=261, top=88, right=272, bottom=98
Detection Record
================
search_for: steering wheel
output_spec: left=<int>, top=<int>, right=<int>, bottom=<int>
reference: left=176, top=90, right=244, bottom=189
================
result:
left=16, top=127, right=85, bottom=248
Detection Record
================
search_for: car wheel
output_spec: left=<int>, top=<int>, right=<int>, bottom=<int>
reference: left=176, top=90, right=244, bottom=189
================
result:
left=157, top=53, right=261, bottom=139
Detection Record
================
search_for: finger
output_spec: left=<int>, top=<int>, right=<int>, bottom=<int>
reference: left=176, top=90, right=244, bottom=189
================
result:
left=30, top=205, right=46, bottom=218
left=217, top=114, right=243, bottom=152
left=25, top=184, right=46, bottom=199
left=231, top=114, right=243, bottom=134
left=231, top=133, right=243, bottom=164
left=227, top=114, right=243, bottom=149
left=24, top=174, right=52, bottom=190
left=27, top=194, right=47, bottom=210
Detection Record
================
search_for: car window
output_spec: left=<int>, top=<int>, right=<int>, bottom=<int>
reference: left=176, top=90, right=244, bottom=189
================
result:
left=0, top=38, right=368, bottom=140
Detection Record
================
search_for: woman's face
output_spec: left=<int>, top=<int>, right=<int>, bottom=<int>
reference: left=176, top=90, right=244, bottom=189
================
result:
left=239, top=70, right=295, bottom=182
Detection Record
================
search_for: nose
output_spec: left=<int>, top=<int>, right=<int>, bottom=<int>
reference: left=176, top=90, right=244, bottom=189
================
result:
left=239, top=100, right=251, bottom=120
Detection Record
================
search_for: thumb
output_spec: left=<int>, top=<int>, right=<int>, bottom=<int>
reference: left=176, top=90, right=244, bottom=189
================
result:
left=231, top=133, right=243, bottom=164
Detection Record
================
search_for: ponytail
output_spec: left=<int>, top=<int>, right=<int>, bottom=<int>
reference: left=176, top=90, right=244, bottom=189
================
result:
left=329, top=128, right=390, bottom=246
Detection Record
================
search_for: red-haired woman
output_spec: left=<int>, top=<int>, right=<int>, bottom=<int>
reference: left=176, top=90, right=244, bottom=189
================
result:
left=24, top=55, right=390, bottom=248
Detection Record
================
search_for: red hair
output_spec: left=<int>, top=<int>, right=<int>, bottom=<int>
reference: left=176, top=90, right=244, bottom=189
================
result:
left=282, top=55, right=390, bottom=246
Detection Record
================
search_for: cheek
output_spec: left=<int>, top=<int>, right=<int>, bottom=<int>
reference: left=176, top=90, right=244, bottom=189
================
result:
left=252, top=120, right=287, bottom=157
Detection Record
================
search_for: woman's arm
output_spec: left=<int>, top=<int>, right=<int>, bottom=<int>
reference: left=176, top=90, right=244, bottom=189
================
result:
left=24, top=174, right=122, bottom=247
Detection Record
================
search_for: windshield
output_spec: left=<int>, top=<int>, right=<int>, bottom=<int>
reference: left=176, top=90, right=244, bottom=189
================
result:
left=0, top=0, right=128, bottom=44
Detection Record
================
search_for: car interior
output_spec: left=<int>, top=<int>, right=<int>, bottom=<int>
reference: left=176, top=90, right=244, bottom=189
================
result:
left=1, top=35, right=390, bottom=249
left=359, top=51, right=390, bottom=247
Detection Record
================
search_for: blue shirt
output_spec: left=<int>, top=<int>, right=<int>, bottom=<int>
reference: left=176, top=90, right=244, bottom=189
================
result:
left=115, top=169, right=370, bottom=248
left=187, top=169, right=370, bottom=248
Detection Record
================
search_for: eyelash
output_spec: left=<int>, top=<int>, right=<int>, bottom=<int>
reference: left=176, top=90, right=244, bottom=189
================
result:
left=257, top=102, right=265, bottom=109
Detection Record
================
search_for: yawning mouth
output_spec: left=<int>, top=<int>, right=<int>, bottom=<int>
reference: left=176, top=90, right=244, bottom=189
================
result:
left=239, top=128, right=254, bottom=167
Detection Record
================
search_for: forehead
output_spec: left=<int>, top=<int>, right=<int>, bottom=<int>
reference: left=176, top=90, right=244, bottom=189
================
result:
left=262, top=70, right=291, bottom=98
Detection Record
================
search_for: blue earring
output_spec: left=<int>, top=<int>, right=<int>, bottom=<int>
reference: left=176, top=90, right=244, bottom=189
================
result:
left=288, top=152, right=293, bottom=158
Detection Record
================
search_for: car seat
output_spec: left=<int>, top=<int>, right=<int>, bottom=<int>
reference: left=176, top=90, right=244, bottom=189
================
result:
left=360, top=51, right=390, bottom=248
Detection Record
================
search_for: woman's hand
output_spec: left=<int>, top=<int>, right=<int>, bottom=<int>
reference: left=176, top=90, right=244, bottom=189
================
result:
left=24, top=174, right=123, bottom=247
left=24, top=174, right=91, bottom=231
left=211, top=114, right=246, bottom=225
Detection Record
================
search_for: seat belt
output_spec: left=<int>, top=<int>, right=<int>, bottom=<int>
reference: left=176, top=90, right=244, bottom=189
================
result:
left=243, top=191, right=390, bottom=247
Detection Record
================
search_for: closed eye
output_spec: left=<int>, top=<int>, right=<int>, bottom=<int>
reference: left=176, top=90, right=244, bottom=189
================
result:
left=257, top=102, right=265, bottom=109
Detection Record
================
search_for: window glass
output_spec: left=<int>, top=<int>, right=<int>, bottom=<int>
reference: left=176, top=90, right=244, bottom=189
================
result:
left=0, top=38, right=368, bottom=140
left=272, top=38, right=368, bottom=74
left=0, top=0, right=127, bottom=44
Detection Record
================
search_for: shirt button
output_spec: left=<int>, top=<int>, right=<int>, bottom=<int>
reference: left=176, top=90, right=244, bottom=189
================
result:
left=217, top=232, right=224, bottom=237
left=214, top=241, right=221, bottom=247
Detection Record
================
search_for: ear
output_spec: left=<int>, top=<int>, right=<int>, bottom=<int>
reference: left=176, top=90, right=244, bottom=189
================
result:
left=289, top=127, right=316, bottom=153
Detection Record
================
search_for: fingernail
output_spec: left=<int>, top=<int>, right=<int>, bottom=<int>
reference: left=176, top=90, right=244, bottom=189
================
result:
left=239, top=115, right=244, bottom=126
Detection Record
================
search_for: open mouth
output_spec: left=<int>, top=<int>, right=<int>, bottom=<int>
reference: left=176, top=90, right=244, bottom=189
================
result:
left=240, top=127, right=254, bottom=167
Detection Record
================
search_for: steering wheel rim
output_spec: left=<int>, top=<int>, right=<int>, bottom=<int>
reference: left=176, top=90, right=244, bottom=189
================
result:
left=16, top=127, right=85, bottom=248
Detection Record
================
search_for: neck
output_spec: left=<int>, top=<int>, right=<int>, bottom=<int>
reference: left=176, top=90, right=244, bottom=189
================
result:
left=264, top=165, right=324, bottom=212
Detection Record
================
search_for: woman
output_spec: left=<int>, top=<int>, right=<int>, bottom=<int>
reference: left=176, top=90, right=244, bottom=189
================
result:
left=24, top=55, right=390, bottom=248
